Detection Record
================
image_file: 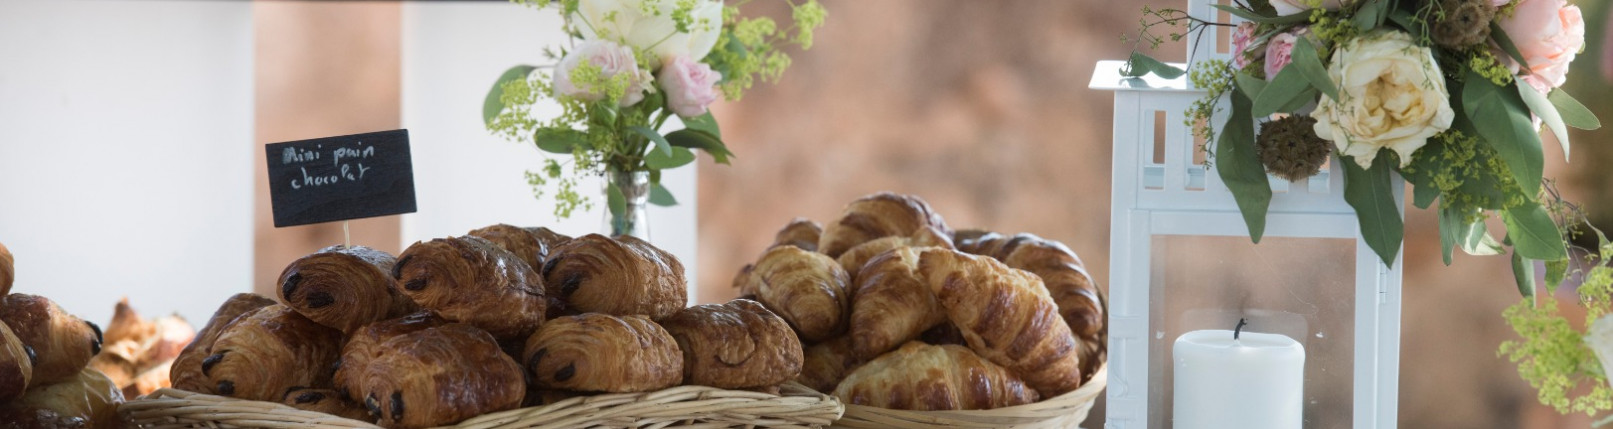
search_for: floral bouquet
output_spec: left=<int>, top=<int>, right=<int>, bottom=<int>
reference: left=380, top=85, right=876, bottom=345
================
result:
left=1126, top=0, right=1613, bottom=417
left=485, top=0, right=825, bottom=235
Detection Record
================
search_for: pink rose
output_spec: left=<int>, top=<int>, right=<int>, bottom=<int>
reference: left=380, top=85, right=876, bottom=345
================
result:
left=657, top=55, right=722, bottom=118
left=1265, top=30, right=1303, bottom=80
left=1496, top=0, right=1585, bottom=92
left=553, top=40, right=653, bottom=107
left=1271, top=0, right=1344, bottom=16
left=1231, top=22, right=1261, bottom=69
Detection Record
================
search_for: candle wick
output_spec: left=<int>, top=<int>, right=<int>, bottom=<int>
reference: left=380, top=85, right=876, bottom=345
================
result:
left=1234, top=318, right=1248, bottom=340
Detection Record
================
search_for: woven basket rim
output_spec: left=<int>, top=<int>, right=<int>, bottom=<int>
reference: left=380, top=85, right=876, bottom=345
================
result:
left=829, top=362, right=1107, bottom=429
left=120, top=381, right=844, bottom=429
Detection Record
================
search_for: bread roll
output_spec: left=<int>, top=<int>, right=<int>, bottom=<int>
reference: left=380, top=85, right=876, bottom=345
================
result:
left=541, top=234, right=685, bottom=321
left=737, top=246, right=850, bottom=342
left=520, top=313, right=682, bottom=392
left=11, top=367, right=125, bottom=429
left=833, top=342, right=1037, bottom=411
left=279, top=245, right=420, bottom=334
left=0, top=294, right=101, bottom=385
left=394, top=236, right=546, bottom=343
left=818, top=192, right=950, bottom=257
left=203, top=305, right=343, bottom=401
left=170, top=293, right=276, bottom=393
left=659, top=299, right=802, bottom=389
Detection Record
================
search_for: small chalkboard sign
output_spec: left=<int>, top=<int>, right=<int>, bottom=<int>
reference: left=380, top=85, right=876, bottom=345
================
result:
left=266, top=129, right=417, bottom=228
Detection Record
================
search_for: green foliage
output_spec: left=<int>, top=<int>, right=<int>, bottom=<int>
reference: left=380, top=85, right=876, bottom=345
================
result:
left=1215, top=81, right=1271, bottom=242
left=1402, top=129, right=1527, bottom=215
left=1462, top=68, right=1545, bottom=196
left=1501, top=268, right=1613, bottom=415
left=1343, top=152, right=1404, bottom=267
left=1120, top=52, right=1185, bottom=79
left=705, top=0, right=826, bottom=100
left=1188, top=59, right=1237, bottom=162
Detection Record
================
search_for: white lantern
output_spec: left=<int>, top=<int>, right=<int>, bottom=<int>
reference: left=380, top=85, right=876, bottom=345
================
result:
left=1090, top=2, right=1404, bottom=428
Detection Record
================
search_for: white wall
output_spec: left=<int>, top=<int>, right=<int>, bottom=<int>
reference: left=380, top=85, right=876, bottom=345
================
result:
left=0, top=1, right=254, bottom=325
left=401, top=2, right=699, bottom=300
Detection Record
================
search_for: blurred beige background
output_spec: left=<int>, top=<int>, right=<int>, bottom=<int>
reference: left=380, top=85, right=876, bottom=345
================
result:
left=254, top=1, right=1613, bottom=427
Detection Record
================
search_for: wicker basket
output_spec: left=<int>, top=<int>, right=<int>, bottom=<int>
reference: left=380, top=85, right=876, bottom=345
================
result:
left=120, top=382, right=843, bottom=429
left=828, top=363, right=1107, bottom=429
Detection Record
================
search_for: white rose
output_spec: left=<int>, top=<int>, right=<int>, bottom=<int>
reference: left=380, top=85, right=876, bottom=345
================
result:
left=1312, top=30, right=1455, bottom=169
left=572, top=0, right=725, bottom=67
left=553, top=40, right=653, bottom=107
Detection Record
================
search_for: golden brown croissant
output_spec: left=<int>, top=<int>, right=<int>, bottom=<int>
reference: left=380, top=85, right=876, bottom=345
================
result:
left=101, top=298, right=153, bottom=348
left=282, top=387, right=373, bottom=422
left=170, top=293, right=276, bottom=393
left=12, top=367, right=125, bottom=429
left=795, top=336, right=862, bottom=393
left=468, top=223, right=550, bottom=271
left=541, top=234, right=686, bottom=321
left=817, top=192, right=951, bottom=258
left=279, top=245, right=420, bottom=334
left=334, top=312, right=448, bottom=399
left=0, top=321, right=32, bottom=402
left=203, top=305, right=344, bottom=401
left=0, top=294, right=101, bottom=385
left=772, top=218, right=823, bottom=251
left=520, top=313, right=682, bottom=392
left=919, top=321, right=968, bottom=347
left=735, top=246, right=850, bottom=343
left=660, top=299, right=803, bottom=389
left=847, top=246, right=946, bottom=360
left=394, top=236, right=546, bottom=343
left=951, top=229, right=1002, bottom=256
left=0, top=241, right=11, bottom=296
left=347, top=323, right=525, bottom=429
left=87, top=340, right=139, bottom=391
left=836, top=225, right=954, bottom=276
left=124, top=359, right=171, bottom=398
left=1001, top=237, right=1107, bottom=381
left=918, top=249, right=1084, bottom=397
left=833, top=342, right=1038, bottom=411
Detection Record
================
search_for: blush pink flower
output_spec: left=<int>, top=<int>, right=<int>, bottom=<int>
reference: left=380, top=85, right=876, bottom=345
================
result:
left=1497, top=0, right=1585, bottom=93
left=1231, top=22, right=1261, bottom=69
left=1265, top=30, right=1304, bottom=80
left=553, top=40, right=653, bottom=107
left=657, top=55, right=723, bottom=118
left=1492, top=0, right=1512, bottom=6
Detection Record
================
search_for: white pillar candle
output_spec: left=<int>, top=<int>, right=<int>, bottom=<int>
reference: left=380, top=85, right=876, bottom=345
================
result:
left=1172, top=328, right=1304, bottom=429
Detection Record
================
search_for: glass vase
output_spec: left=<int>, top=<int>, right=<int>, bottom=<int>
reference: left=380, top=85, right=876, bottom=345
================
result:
left=603, top=169, right=651, bottom=239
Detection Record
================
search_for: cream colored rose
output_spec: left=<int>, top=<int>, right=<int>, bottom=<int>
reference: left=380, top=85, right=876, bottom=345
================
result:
left=1312, top=30, right=1454, bottom=169
left=572, top=0, right=725, bottom=67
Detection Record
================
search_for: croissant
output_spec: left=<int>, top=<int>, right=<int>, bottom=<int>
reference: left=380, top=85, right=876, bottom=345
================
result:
left=0, top=294, right=101, bottom=385
left=919, top=321, right=967, bottom=347
left=334, top=312, right=448, bottom=399
left=796, top=336, right=862, bottom=393
left=203, top=305, right=344, bottom=401
left=0, top=321, right=31, bottom=402
left=772, top=218, right=822, bottom=251
left=952, top=229, right=1003, bottom=256
left=1001, top=238, right=1107, bottom=380
left=101, top=298, right=153, bottom=349
left=468, top=223, right=550, bottom=271
left=394, top=236, right=546, bottom=343
left=11, top=367, right=125, bottom=429
left=279, top=245, right=420, bottom=334
left=836, top=225, right=953, bottom=276
left=541, top=234, right=686, bottom=321
left=847, top=246, right=946, bottom=360
left=282, top=387, right=373, bottom=422
left=659, top=299, right=803, bottom=389
left=347, top=323, right=525, bottom=429
left=521, top=313, right=682, bottom=392
left=124, top=359, right=171, bottom=398
left=918, top=249, right=1084, bottom=397
left=833, top=342, right=1038, bottom=411
left=736, top=245, right=850, bottom=342
left=170, top=293, right=276, bottom=393
left=87, top=340, right=139, bottom=390
left=817, top=192, right=951, bottom=258
left=0, top=241, right=11, bottom=296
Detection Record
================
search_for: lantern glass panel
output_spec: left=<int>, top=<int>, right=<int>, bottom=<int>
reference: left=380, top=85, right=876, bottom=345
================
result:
left=1147, top=235, right=1357, bottom=428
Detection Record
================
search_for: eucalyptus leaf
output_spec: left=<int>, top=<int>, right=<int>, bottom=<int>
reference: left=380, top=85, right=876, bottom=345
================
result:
left=1217, top=87, right=1272, bottom=242
left=1235, top=71, right=1268, bottom=101
left=1548, top=89, right=1602, bottom=130
left=1413, top=180, right=1439, bottom=209
left=1253, top=66, right=1314, bottom=117
left=1512, top=251, right=1536, bottom=298
left=1502, top=203, right=1568, bottom=261
left=630, top=126, right=673, bottom=156
left=1275, top=87, right=1320, bottom=113
left=666, top=129, right=734, bottom=164
left=1517, top=82, right=1570, bottom=162
left=682, top=113, right=722, bottom=139
left=483, top=65, right=536, bottom=126
left=1462, top=70, right=1544, bottom=195
left=1212, top=4, right=1311, bottom=25
left=1458, top=218, right=1504, bottom=256
left=1351, top=0, right=1389, bottom=33
left=1123, top=52, right=1185, bottom=79
left=1439, top=205, right=1461, bottom=265
left=1491, top=23, right=1530, bottom=70
left=606, top=182, right=626, bottom=216
left=1343, top=153, right=1403, bottom=267
left=1544, top=258, right=1568, bottom=290
left=1291, top=37, right=1339, bottom=102
left=534, top=128, right=588, bottom=154
left=1387, top=10, right=1424, bottom=41
left=649, top=169, right=662, bottom=184
left=648, top=182, right=677, bottom=207
left=645, top=146, right=696, bottom=169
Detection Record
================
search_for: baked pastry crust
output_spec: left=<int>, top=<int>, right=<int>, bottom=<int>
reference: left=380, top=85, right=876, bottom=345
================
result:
left=659, top=299, right=802, bottom=389
left=541, top=234, right=686, bottom=321
left=832, top=342, right=1038, bottom=411
left=468, top=224, right=550, bottom=272
left=334, top=311, right=448, bottom=399
left=771, top=218, right=822, bottom=252
left=0, top=294, right=101, bottom=385
left=279, top=245, right=420, bottom=334
left=348, top=323, right=525, bottom=429
left=0, top=321, right=32, bottom=402
left=203, top=305, right=344, bottom=401
left=520, top=313, right=682, bottom=392
left=169, top=293, right=276, bottom=394
left=282, top=387, right=373, bottom=422
left=0, top=241, right=12, bottom=296
left=835, top=225, right=952, bottom=276
left=817, top=193, right=950, bottom=258
left=738, top=246, right=850, bottom=343
left=847, top=246, right=947, bottom=360
left=795, top=336, right=861, bottom=394
left=11, top=367, right=125, bottom=429
left=394, top=236, right=546, bottom=343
